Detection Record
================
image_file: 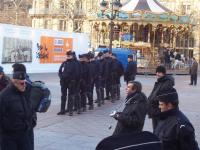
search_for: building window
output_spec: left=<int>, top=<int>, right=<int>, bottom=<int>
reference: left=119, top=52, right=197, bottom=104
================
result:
left=45, top=0, right=49, bottom=9
left=60, top=1, right=65, bottom=9
left=59, top=20, right=66, bottom=31
left=181, top=4, right=191, bottom=15
left=44, top=19, right=51, bottom=29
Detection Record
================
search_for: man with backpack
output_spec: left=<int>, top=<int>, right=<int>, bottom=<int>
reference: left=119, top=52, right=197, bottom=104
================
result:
left=0, top=66, right=35, bottom=150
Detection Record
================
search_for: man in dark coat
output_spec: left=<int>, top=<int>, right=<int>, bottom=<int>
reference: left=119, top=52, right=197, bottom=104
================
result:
left=112, top=81, right=147, bottom=136
left=103, top=50, right=113, bottom=100
left=0, top=71, right=35, bottom=150
left=111, top=53, right=124, bottom=100
left=94, top=52, right=105, bottom=106
left=58, top=51, right=80, bottom=116
left=124, top=55, right=137, bottom=84
left=147, top=65, right=174, bottom=130
left=189, top=57, right=198, bottom=86
left=154, top=88, right=199, bottom=150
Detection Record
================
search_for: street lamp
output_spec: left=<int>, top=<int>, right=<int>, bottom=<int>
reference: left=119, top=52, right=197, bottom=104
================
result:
left=99, top=0, right=122, bottom=53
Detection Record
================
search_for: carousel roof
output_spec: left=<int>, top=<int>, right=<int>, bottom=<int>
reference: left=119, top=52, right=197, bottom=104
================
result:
left=121, top=0, right=171, bottom=13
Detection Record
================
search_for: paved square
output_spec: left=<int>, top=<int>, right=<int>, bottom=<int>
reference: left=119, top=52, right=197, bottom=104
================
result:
left=29, top=73, right=200, bottom=150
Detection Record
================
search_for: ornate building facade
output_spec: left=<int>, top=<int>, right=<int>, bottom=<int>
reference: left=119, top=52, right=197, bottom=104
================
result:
left=28, top=0, right=200, bottom=61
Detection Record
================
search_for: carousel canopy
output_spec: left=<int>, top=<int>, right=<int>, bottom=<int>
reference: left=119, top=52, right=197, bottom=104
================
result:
left=121, top=0, right=171, bottom=13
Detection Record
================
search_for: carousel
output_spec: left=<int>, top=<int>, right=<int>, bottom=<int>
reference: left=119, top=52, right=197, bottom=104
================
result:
left=90, top=0, right=196, bottom=74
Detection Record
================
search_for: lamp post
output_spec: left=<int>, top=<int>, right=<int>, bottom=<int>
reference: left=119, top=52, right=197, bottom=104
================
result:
left=99, top=0, right=122, bottom=53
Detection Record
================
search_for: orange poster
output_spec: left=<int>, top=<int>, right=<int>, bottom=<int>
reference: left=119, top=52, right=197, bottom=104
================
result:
left=39, top=36, right=73, bottom=63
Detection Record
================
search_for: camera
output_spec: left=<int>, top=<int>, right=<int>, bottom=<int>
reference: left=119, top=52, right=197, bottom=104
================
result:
left=109, top=110, right=117, bottom=117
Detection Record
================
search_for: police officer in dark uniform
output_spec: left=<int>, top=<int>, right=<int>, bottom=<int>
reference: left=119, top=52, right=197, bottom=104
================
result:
left=103, top=50, right=113, bottom=100
left=154, top=88, right=199, bottom=150
left=0, top=71, right=35, bottom=150
left=87, top=52, right=96, bottom=110
left=95, top=52, right=105, bottom=107
left=79, top=54, right=90, bottom=112
left=124, top=54, right=137, bottom=84
left=58, top=51, right=80, bottom=116
left=58, top=53, right=68, bottom=115
left=111, top=53, right=124, bottom=100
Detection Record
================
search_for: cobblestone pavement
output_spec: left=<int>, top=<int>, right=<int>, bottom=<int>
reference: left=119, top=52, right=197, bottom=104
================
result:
left=29, top=73, right=200, bottom=150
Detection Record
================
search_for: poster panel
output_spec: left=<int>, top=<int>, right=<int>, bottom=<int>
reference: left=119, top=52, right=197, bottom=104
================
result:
left=38, top=36, right=73, bottom=63
left=2, top=37, right=32, bottom=63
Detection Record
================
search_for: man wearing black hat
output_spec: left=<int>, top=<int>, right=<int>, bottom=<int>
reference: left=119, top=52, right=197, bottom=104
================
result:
left=111, top=53, right=124, bottom=100
left=154, top=88, right=199, bottom=150
left=0, top=70, right=35, bottom=150
left=102, top=50, right=113, bottom=100
left=148, top=65, right=174, bottom=130
left=94, top=52, right=105, bottom=106
left=124, top=54, right=137, bottom=84
left=58, top=51, right=81, bottom=115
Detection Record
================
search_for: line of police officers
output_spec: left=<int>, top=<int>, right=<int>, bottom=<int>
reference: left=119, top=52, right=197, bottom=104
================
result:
left=57, top=50, right=137, bottom=116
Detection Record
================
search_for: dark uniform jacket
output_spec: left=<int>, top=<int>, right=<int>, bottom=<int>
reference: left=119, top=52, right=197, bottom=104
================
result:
left=148, top=75, right=174, bottom=118
left=0, top=83, right=35, bottom=135
left=124, top=61, right=137, bottom=82
left=154, top=108, right=199, bottom=150
left=103, top=57, right=113, bottom=80
left=113, top=92, right=147, bottom=135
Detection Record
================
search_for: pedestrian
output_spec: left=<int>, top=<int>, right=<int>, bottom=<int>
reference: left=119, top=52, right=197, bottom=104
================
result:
left=57, top=54, right=68, bottom=115
left=147, top=65, right=174, bottom=130
left=58, top=51, right=81, bottom=116
left=154, top=88, right=199, bottom=150
left=111, top=53, right=124, bottom=100
left=0, top=66, right=10, bottom=92
left=111, top=81, right=147, bottom=136
left=124, top=54, right=137, bottom=84
left=103, top=50, right=113, bottom=100
left=11, top=63, right=36, bottom=150
left=94, top=52, right=105, bottom=107
left=0, top=69, right=36, bottom=150
left=189, top=57, right=198, bottom=86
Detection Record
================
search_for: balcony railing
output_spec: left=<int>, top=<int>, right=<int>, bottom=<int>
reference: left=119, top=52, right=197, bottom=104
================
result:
left=29, top=8, right=85, bottom=16
left=29, top=8, right=67, bottom=15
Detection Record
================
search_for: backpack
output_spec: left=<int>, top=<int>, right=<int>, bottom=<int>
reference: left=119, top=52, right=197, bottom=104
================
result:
left=29, top=81, right=51, bottom=113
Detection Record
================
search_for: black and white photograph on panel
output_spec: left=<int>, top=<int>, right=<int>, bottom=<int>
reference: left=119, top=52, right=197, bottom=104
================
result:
left=2, top=37, right=32, bottom=63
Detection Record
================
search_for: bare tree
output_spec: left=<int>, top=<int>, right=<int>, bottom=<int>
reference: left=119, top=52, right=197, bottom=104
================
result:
left=0, top=0, right=32, bottom=26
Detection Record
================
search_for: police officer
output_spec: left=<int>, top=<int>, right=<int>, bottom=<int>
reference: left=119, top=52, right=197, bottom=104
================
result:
left=154, top=88, right=199, bottom=150
left=111, top=53, right=124, bottom=100
left=95, top=52, right=105, bottom=107
left=124, top=54, right=137, bottom=84
left=103, top=50, right=113, bottom=100
left=79, top=54, right=90, bottom=112
left=0, top=71, right=35, bottom=150
left=58, top=51, right=80, bottom=116
left=87, top=52, right=96, bottom=110
left=58, top=53, right=68, bottom=115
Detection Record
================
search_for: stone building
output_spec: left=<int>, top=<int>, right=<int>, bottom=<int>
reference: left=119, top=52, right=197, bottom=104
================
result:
left=28, top=0, right=200, bottom=62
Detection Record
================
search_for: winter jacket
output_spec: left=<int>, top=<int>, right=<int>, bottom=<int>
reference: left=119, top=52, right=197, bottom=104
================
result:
left=148, top=75, right=174, bottom=118
left=124, top=61, right=137, bottom=82
left=113, top=92, right=147, bottom=135
left=154, top=108, right=199, bottom=150
left=0, top=83, right=35, bottom=135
